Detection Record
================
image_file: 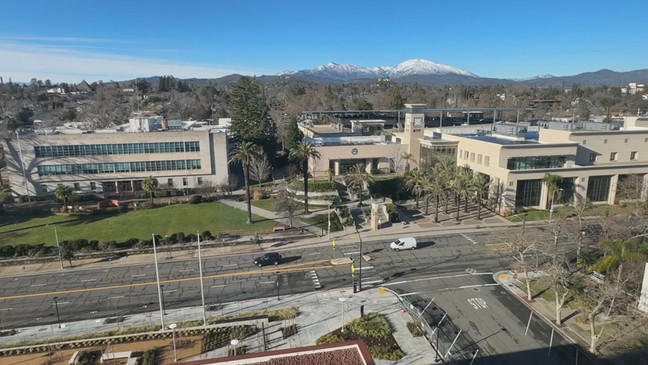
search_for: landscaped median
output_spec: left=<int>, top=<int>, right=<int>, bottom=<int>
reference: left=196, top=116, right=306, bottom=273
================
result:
left=316, top=312, right=405, bottom=361
left=0, top=307, right=298, bottom=358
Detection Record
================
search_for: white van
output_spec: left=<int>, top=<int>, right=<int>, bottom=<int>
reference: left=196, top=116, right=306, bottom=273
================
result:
left=390, top=237, right=417, bottom=251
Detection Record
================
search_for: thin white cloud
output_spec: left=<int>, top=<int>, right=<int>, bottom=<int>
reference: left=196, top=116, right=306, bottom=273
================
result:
left=0, top=35, right=132, bottom=43
left=0, top=42, right=265, bottom=83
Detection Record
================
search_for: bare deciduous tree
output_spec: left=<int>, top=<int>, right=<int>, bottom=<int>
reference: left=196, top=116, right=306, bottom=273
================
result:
left=249, top=150, right=271, bottom=186
left=505, top=222, right=537, bottom=301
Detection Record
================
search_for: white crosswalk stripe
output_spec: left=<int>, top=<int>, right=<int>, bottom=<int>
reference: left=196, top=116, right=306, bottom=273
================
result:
left=309, top=270, right=322, bottom=290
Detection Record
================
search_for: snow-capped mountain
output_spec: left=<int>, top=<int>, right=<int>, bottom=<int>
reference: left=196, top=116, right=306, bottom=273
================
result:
left=283, top=59, right=477, bottom=82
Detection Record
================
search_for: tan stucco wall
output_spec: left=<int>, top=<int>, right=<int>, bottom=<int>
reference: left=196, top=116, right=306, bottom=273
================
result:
left=310, top=143, right=405, bottom=177
left=4, top=130, right=229, bottom=196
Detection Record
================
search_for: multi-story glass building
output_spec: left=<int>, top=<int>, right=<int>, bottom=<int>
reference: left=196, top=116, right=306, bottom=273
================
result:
left=3, top=126, right=230, bottom=197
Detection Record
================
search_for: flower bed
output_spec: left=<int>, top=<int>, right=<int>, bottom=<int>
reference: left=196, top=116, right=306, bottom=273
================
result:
left=316, top=312, right=404, bottom=360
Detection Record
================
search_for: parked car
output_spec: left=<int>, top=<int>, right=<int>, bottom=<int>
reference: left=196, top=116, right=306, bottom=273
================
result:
left=254, top=252, right=282, bottom=267
left=390, top=237, right=417, bottom=251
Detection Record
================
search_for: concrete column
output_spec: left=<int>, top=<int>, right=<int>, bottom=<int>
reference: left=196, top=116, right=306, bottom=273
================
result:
left=539, top=182, right=550, bottom=210
left=575, top=176, right=588, bottom=202
left=608, top=174, right=619, bottom=205
left=334, top=161, right=340, bottom=176
left=131, top=180, right=136, bottom=192
left=641, top=174, right=648, bottom=201
left=115, top=181, right=119, bottom=193
left=365, top=159, right=373, bottom=174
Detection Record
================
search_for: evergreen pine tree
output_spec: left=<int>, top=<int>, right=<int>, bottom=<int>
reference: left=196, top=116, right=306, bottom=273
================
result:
left=284, top=118, right=303, bottom=152
left=229, top=76, right=277, bottom=158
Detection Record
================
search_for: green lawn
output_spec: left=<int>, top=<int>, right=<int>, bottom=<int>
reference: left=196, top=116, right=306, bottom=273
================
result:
left=251, top=198, right=279, bottom=211
left=507, top=204, right=635, bottom=222
left=0, top=202, right=276, bottom=246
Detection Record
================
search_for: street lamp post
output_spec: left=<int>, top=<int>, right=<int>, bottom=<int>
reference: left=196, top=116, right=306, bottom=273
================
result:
left=338, top=297, right=346, bottom=333
left=197, top=232, right=207, bottom=327
left=54, top=225, right=63, bottom=270
left=152, top=234, right=165, bottom=328
left=327, top=203, right=331, bottom=243
left=169, top=323, right=178, bottom=362
left=276, top=272, right=280, bottom=301
left=52, top=296, right=61, bottom=328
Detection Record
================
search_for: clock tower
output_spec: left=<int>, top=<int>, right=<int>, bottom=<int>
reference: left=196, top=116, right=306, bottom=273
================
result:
left=401, top=103, right=426, bottom=170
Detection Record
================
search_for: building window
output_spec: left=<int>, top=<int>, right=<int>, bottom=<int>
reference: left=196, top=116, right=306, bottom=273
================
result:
left=582, top=140, right=587, bottom=145
left=631, top=151, right=638, bottom=160
left=464, top=151, right=469, bottom=159
left=624, top=138, right=628, bottom=143
left=90, top=182, right=96, bottom=191
left=182, top=177, right=188, bottom=186
left=470, top=152, right=475, bottom=162
left=197, top=177, right=203, bottom=185
left=40, top=184, right=47, bottom=192
left=589, top=153, right=596, bottom=163
left=516, top=179, right=542, bottom=207
left=555, top=177, right=575, bottom=204
left=484, top=156, right=490, bottom=166
left=603, top=139, right=607, bottom=144
left=587, top=176, right=611, bottom=202
left=167, top=178, right=173, bottom=186
left=73, top=182, right=80, bottom=191
left=610, top=152, right=617, bottom=161
left=36, top=159, right=201, bottom=176
left=507, top=156, right=566, bottom=170
left=477, top=154, right=482, bottom=164
left=34, top=141, right=201, bottom=158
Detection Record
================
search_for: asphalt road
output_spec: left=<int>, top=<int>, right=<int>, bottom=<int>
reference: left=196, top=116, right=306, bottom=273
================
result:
left=0, top=224, right=593, bottom=364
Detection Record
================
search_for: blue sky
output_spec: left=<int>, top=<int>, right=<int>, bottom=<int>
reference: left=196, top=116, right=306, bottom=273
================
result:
left=1, top=0, right=646, bottom=82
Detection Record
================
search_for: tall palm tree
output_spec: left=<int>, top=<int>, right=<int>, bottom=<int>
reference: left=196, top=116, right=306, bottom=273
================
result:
left=55, top=184, right=73, bottom=210
left=452, top=168, right=471, bottom=221
left=142, top=176, right=158, bottom=205
left=544, top=173, right=562, bottom=220
left=344, top=164, right=375, bottom=207
left=471, top=174, right=490, bottom=220
left=289, top=142, right=321, bottom=214
left=229, top=141, right=259, bottom=224
left=426, top=169, right=444, bottom=223
left=404, top=169, right=425, bottom=209
left=436, top=155, right=456, bottom=214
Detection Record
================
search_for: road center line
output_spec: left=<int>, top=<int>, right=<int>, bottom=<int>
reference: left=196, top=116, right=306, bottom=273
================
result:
left=81, top=279, right=97, bottom=282
left=30, top=284, right=46, bottom=287
left=344, top=251, right=360, bottom=255
left=0, top=259, right=334, bottom=301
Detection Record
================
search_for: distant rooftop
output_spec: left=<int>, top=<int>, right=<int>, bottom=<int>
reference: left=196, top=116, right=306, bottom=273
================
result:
left=465, top=134, right=539, bottom=145
left=536, top=120, right=622, bottom=132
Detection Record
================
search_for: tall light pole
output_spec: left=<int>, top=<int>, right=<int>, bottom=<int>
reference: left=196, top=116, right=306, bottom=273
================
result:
left=152, top=234, right=165, bottom=328
left=54, top=225, right=63, bottom=270
left=52, top=296, right=61, bottom=328
left=327, top=203, right=331, bottom=243
left=197, top=232, right=207, bottom=327
left=169, top=323, right=178, bottom=362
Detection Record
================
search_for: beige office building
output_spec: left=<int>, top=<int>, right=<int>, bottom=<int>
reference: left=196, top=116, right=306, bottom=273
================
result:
left=3, top=128, right=229, bottom=197
left=303, top=105, right=648, bottom=214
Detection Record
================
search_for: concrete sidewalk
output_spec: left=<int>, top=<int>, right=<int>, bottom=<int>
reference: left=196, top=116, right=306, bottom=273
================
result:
left=1, top=287, right=435, bottom=364
left=219, top=198, right=320, bottom=235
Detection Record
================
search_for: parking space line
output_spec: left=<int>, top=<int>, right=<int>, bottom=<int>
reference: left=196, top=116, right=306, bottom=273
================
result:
left=460, top=233, right=478, bottom=245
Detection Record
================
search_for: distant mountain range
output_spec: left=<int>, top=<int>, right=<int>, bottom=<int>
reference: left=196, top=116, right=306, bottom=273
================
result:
left=127, top=58, right=648, bottom=88
left=274, top=59, right=648, bottom=87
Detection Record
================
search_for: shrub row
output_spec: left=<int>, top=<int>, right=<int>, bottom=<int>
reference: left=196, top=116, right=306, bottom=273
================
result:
left=0, top=230, right=219, bottom=259
left=0, top=325, right=255, bottom=357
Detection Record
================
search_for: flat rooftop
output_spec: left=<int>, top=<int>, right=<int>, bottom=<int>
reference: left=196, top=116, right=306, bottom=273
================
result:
left=464, top=134, right=539, bottom=145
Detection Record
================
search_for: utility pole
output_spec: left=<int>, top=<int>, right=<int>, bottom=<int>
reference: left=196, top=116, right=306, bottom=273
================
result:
left=152, top=234, right=165, bottom=328
left=52, top=296, right=61, bottom=328
left=357, top=228, right=363, bottom=292
left=197, top=232, right=207, bottom=327
left=54, top=225, right=63, bottom=270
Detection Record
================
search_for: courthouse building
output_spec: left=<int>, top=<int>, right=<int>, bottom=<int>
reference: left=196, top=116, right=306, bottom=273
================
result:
left=302, top=104, right=648, bottom=214
left=3, top=114, right=230, bottom=197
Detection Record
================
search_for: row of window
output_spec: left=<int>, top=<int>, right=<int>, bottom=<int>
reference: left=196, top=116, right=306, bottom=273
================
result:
left=37, top=159, right=202, bottom=176
left=459, top=149, right=490, bottom=167
left=507, top=156, right=565, bottom=170
left=583, top=137, right=648, bottom=146
left=34, top=141, right=200, bottom=157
